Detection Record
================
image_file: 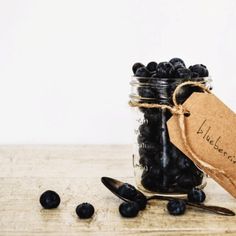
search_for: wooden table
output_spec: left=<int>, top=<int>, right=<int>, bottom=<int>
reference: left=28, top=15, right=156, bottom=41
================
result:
left=0, top=145, right=235, bottom=236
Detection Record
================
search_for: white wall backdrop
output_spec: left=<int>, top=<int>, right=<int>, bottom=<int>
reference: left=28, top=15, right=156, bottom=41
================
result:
left=0, top=0, right=235, bottom=144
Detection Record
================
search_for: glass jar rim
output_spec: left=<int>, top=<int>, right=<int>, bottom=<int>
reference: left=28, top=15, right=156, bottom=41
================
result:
left=130, top=76, right=212, bottom=85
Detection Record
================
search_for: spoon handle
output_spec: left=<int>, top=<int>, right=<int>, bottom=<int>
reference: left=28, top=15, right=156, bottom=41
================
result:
left=147, top=195, right=235, bottom=216
left=186, top=202, right=235, bottom=216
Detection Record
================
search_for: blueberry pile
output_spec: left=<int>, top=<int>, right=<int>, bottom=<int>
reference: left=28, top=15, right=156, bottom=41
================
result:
left=132, top=58, right=209, bottom=194
left=133, top=58, right=208, bottom=79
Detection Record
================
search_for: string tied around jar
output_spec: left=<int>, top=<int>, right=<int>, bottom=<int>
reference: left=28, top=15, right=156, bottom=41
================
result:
left=128, top=80, right=211, bottom=116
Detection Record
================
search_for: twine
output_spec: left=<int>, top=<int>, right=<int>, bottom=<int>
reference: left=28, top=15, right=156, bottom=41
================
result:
left=129, top=80, right=211, bottom=115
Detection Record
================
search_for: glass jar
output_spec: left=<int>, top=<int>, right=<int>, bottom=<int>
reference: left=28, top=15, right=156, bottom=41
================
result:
left=130, top=76, right=212, bottom=196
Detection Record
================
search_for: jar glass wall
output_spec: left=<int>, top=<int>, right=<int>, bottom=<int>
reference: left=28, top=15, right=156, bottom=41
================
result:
left=130, top=76, right=212, bottom=196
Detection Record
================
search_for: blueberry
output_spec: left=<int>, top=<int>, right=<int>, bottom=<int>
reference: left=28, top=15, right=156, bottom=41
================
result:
left=138, top=87, right=156, bottom=99
left=151, top=73, right=158, bottom=78
left=139, top=156, right=155, bottom=167
left=138, top=123, right=157, bottom=143
left=165, top=167, right=181, bottom=181
left=176, top=173, right=195, bottom=190
left=141, top=166, right=163, bottom=192
left=132, top=62, right=144, bottom=74
left=189, top=64, right=209, bottom=77
left=146, top=61, right=158, bottom=72
left=174, top=68, right=191, bottom=79
left=133, top=193, right=147, bottom=210
left=135, top=66, right=151, bottom=77
left=39, top=190, right=60, bottom=209
left=139, top=145, right=159, bottom=167
left=144, top=111, right=162, bottom=125
left=169, top=58, right=186, bottom=67
left=191, top=71, right=199, bottom=78
left=117, top=183, right=137, bottom=199
left=188, top=188, right=206, bottom=203
left=177, top=156, right=193, bottom=170
left=167, top=200, right=186, bottom=215
left=191, top=169, right=204, bottom=186
left=156, top=62, right=174, bottom=78
left=119, top=202, right=140, bottom=218
left=172, top=62, right=185, bottom=70
left=75, top=203, right=95, bottom=219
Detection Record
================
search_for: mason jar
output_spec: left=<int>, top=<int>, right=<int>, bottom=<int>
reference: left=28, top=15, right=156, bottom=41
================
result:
left=130, top=76, right=212, bottom=196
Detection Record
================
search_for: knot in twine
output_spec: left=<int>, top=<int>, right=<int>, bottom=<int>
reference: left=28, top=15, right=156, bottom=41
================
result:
left=129, top=81, right=211, bottom=115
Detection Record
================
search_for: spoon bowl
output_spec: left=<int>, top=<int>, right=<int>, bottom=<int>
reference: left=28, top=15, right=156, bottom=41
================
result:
left=101, top=176, right=235, bottom=216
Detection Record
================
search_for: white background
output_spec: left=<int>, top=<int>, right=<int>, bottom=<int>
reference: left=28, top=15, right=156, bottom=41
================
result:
left=0, top=0, right=235, bottom=144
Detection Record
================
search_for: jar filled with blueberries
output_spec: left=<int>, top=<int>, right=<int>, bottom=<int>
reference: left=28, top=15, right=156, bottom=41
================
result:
left=130, top=58, right=212, bottom=195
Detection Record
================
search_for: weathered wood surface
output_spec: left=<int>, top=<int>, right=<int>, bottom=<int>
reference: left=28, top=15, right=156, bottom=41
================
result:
left=0, top=145, right=235, bottom=236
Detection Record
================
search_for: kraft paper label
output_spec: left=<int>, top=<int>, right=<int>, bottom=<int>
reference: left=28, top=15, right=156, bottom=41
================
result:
left=167, top=93, right=236, bottom=198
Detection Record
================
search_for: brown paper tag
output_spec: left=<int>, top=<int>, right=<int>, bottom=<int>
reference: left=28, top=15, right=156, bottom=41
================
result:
left=167, top=92, right=236, bottom=198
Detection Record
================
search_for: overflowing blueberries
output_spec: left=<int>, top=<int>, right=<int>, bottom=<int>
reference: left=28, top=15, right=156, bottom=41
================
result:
left=132, top=62, right=144, bottom=74
left=155, top=62, right=174, bottom=78
left=39, top=190, right=61, bottom=209
left=189, top=64, right=209, bottom=78
left=146, top=61, right=158, bottom=72
left=167, top=200, right=186, bottom=215
left=132, top=58, right=210, bottom=194
left=119, top=202, right=140, bottom=218
left=75, top=203, right=95, bottom=219
left=188, top=188, right=206, bottom=203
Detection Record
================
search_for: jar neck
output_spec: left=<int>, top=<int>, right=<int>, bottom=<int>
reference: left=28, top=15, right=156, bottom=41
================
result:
left=130, top=77, right=211, bottom=105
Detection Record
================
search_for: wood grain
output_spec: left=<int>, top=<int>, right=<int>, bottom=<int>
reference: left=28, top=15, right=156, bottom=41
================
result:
left=0, top=145, right=235, bottom=236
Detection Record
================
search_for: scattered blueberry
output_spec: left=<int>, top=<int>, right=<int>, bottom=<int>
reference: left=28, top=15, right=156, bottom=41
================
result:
left=188, top=188, right=206, bottom=203
left=119, top=202, right=140, bottom=218
left=189, top=64, right=209, bottom=77
left=117, top=183, right=137, bottom=199
left=132, top=62, right=144, bottom=74
left=146, top=61, right=158, bottom=72
left=167, top=200, right=186, bottom=215
left=76, top=203, right=95, bottom=219
left=39, top=190, right=61, bottom=209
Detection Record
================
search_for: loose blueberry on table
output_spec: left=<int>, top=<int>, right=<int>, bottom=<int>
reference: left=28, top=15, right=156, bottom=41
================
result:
left=75, top=203, right=95, bottom=219
left=119, top=201, right=140, bottom=218
left=132, top=58, right=209, bottom=194
left=39, top=190, right=61, bottom=209
left=167, top=199, right=186, bottom=215
left=188, top=188, right=206, bottom=203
